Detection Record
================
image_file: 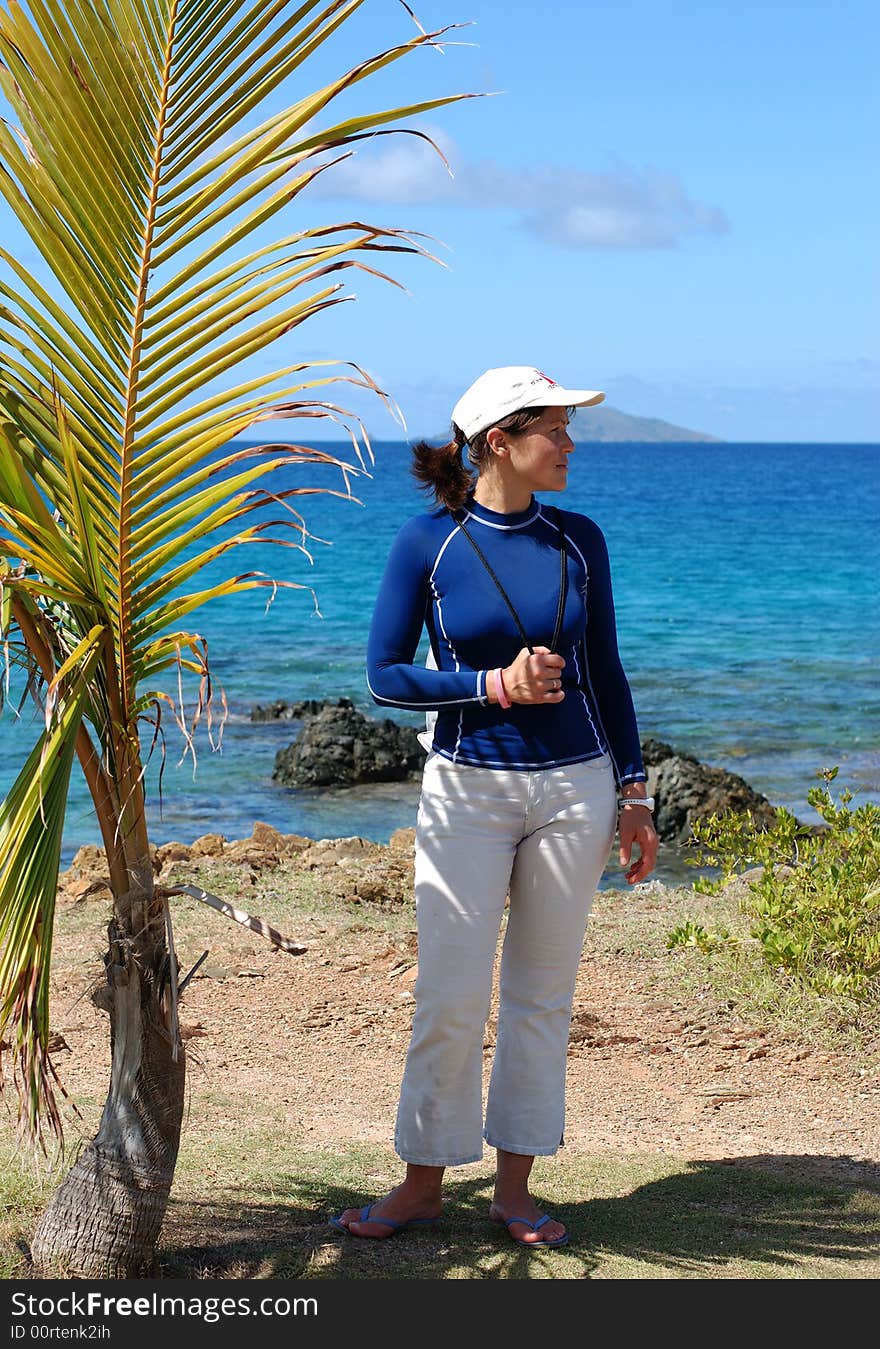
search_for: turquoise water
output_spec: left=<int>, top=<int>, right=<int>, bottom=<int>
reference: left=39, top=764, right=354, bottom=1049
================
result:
left=1, top=440, right=878, bottom=878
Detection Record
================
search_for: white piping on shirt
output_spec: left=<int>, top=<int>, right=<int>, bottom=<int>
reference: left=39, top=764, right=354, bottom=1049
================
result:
left=559, top=525, right=626, bottom=783
left=366, top=672, right=482, bottom=710
left=429, top=522, right=462, bottom=581
left=461, top=504, right=540, bottom=531
left=569, top=638, right=607, bottom=756
left=429, top=571, right=468, bottom=760
left=432, top=746, right=612, bottom=771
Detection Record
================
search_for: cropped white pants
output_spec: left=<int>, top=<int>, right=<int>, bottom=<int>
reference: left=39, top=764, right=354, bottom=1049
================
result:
left=394, top=751, right=617, bottom=1166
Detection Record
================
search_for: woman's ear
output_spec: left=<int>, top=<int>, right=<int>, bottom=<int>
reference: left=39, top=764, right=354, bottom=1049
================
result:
left=485, top=426, right=507, bottom=457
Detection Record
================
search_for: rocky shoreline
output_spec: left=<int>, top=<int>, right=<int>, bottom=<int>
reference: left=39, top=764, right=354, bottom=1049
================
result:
left=52, top=698, right=783, bottom=906
left=253, top=697, right=778, bottom=846
left=59, top=821, right=421, bottom=912
left=56, top=697, right=785, bottom=905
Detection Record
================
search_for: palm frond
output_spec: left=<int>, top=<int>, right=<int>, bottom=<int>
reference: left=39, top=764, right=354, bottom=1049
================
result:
left=0, top=0, right=472, bottom=1145
left=0, top=632, right=104, bottom=1146
left=1, top=0, right=469, bottom=722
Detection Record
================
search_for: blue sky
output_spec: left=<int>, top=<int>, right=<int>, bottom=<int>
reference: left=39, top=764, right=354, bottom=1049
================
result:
left=2, top=0, right=878, bottom=442
left=282, top=0, right=880, bottom=442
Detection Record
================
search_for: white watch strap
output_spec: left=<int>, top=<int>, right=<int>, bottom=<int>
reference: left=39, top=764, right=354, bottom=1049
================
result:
left=618, top=795, right=655, bottom=811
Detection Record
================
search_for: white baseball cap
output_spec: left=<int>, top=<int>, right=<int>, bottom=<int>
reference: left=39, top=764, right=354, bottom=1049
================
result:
left=452, top=365, right=605, bottom=441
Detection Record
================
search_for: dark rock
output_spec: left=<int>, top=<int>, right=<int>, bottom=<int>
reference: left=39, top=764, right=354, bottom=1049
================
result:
left=251, top=696, right=354, bottom=722
left=641, top=739, right=776, bottom=845
left=262, top=697, right=774, bottom=843
left=640, top=737, right=685, bottom=767
left=273, top=702, right=424, bottom=788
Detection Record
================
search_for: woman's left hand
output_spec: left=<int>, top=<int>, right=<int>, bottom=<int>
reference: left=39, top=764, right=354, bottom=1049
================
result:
left=618, top=806, right=659, bottom=885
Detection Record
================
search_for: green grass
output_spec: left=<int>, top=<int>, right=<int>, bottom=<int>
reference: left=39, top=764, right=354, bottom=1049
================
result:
left=3, top=1133, right=878, bottom=1280
left=589, top=882, right=880, bottom=1059
left=0, top=1147, right=55, bottom=1279
left=164, top=857, right=414, bottom=946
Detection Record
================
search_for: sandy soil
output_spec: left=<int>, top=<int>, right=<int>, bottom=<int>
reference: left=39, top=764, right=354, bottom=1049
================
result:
left=38, top=827, right=880, bottom=1195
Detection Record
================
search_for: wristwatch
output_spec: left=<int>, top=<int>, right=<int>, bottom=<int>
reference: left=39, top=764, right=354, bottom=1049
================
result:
left=617, top=796, right=655, bottom=812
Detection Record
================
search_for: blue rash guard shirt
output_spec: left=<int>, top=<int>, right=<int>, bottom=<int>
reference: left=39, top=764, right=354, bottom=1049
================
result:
left=366, top=494, right=646, bottom=786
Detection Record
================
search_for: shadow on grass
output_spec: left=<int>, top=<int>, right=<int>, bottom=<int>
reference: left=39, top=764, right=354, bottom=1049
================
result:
left=158, top=1154, right=880, bottom=1280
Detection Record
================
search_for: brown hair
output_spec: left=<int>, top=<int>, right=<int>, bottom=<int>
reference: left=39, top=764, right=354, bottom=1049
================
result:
left=410, top=407, right=549, bottom=512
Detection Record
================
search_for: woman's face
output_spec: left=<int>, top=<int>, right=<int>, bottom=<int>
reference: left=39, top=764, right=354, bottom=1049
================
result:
left=498, top=406, right=575, bottom=493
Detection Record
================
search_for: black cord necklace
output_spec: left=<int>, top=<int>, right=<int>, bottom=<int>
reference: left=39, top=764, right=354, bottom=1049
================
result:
left=450, top=503, right=568, bottom=655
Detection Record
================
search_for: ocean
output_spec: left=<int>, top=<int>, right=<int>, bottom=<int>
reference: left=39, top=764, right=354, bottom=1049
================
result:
left=1, top=439, right=878, bottom=884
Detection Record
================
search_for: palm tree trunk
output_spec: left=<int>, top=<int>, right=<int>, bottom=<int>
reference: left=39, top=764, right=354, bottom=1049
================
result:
left=31, top=917, right=185, bottom=1277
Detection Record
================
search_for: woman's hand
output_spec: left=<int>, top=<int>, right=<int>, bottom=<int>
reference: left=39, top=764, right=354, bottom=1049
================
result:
left=492, top=646, right=566, bottom=704
left=618, top=804, right=659, bottom=885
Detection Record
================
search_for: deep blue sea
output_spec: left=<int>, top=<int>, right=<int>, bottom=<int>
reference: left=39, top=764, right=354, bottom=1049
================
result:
left=1, top=440, right=878, bottom=882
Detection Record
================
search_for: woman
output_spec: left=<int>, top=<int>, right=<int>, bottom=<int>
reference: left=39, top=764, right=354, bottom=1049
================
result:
left=331, top=365, right=658, bottom=1248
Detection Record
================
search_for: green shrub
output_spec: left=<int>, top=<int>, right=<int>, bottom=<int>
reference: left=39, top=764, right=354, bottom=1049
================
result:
left=680, top=769, right=880, bottom=998
left=665, top=919, right=733, bottom=954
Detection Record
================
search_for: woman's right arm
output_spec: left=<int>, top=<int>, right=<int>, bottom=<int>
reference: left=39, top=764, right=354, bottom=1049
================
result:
left=366, top=518, right=489, bottom=711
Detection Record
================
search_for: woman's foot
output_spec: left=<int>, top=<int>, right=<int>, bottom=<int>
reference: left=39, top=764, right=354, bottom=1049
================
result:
left=490, top=1150, right=568, bottom=1246
left=488, top=1198, right=568, bottom=1247
left=331, top=1182, right=443, bottom=1240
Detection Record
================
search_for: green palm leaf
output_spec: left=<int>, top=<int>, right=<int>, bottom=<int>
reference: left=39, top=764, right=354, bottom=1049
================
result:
left=0, top=0, right=472, bottom=1147
left=0, top=632, right=104, bottom=1146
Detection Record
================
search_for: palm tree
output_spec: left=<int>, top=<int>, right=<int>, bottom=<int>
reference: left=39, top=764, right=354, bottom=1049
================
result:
left=0, top=0, right=467, bottom=1277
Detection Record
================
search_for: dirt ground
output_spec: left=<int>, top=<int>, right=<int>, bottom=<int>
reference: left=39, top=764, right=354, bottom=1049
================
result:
left=39, top=826, right=880, bottom=1194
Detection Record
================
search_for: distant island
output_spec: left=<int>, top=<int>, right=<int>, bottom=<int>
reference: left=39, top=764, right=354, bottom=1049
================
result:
left=416, top=407, right=721, bottom=445
left=572, top=406, right=721, bottom=442
left=239, top=408, right=722, bottom=446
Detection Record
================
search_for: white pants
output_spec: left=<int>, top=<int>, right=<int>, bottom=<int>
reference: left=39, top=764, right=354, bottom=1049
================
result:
left=394, top=751, right=617, bottom=1166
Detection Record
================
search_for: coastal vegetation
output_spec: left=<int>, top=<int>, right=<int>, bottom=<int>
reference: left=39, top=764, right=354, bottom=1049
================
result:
left=0, top=0, right=469, bottom=1277
left=668, top=768, right=880, bottom=1017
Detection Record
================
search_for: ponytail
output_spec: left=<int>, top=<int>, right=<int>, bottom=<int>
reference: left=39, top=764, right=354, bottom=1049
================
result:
left=411, top=425, right=473, bottom=512
left=410, top=406, right=549, bottom=512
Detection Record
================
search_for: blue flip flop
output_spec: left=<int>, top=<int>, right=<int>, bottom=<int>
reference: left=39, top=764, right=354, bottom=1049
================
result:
left=495, top=1213, right=570, bottom=1248
left=328, top=1201, right=438, bottom=1238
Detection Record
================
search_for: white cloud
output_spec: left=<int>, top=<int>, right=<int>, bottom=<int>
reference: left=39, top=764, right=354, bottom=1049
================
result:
left=308, top=130, right=729, bottom=251
left=524, top=169, right=729, bottom=251
left=312, top=132, right=457, bottom=203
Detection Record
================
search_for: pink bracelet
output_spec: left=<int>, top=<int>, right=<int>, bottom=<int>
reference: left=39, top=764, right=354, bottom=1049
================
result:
left=494, top=667, right=511, bottom=709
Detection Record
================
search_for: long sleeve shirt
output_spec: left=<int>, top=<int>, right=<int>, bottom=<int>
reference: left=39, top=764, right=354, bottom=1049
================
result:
left=366, top=494, right=646, bottom=785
